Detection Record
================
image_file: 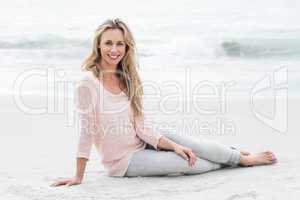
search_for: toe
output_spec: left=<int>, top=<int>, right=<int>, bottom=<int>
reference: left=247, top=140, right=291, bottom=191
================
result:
left=241, top=151, right=250, bottom=156
left=263, top=151, right=274, bottom=156
left=267, top=154, right=276, bottom=160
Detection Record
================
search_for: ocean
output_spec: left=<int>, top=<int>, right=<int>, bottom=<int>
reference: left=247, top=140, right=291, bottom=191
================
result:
left=0, top=0, right=299, bottom=96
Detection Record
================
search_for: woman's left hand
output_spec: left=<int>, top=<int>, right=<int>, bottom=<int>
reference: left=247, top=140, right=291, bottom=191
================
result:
left=174, top=144, right=197, bottom=168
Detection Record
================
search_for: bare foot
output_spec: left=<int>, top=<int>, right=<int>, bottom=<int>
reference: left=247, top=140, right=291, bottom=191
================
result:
left=239, top=151, right=277, bottom=167
left=240, top=150, right=250, bottom=156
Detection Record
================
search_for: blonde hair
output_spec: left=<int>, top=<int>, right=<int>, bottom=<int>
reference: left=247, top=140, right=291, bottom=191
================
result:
left=82, top=18, right=144, bottom=121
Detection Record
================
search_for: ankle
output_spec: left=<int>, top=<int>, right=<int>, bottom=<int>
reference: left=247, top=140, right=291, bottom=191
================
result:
left=239, top=155, right=250, bottom=166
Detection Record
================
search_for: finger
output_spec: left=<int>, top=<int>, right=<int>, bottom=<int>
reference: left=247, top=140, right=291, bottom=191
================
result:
left=188, top=156, right=194, bottom=167
left=189, top=159, right=193, bottom=168
left=66, top=181, right=74, bottom=187
left=51, top=180, right=68, bottom=187
left=192, top=157, right=197, bottom=167
left=50, top=183, right=58, bottom=187
left=188, top=151, right=197, bottom=167
left=187, top=160, right=192, bottom=168
left=191, top=152, right=197, bottom=166
left=185, top=152, right=192, bottom=167
left=180, top=151, right=189, bottom=161
left=184, top=152, right=193, bottom=167
left=194, top=156, right=197, bottom=165
left=67, top=181, right=79, bottom=187
left=184, top=150, right=194, bottom=167
left=53, top=180, right=67, bottom=186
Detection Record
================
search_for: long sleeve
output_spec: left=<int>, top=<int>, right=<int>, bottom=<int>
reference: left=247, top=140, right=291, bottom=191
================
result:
left=135, top=116, right=163, bottom=150
left=74, top=81, right=97, bottom=160
left=70, top=72, right=168, bottom=177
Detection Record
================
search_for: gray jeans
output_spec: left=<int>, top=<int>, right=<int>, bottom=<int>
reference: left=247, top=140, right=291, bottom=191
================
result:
left=124, top=133, right=241, bottom=177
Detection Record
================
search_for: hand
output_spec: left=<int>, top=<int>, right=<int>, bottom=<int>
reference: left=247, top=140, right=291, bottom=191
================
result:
left=174, top=144, right=197, bottom=168
left=50, top=177, right=82, bottom=187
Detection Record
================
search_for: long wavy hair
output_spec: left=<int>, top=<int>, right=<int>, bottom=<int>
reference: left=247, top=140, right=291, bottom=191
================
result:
left=82, top=18, right=144, bottom=122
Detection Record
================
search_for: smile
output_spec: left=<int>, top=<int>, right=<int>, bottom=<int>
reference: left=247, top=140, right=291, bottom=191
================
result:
left=108, top=54, right=120, bottom=60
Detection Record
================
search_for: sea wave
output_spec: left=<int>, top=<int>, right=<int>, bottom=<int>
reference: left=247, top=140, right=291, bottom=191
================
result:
left=1, top=34, right=300, bottom=60
left=0, top=35, right=90, bottom=49
left=219, top=38, right=300, bottom=58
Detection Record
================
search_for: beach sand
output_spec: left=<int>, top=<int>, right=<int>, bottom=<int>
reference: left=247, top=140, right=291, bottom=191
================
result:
left=1, top=93, right=300, bottom=200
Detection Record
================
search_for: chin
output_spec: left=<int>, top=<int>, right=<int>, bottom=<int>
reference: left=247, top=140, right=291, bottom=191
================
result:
left=103, top=58, right=123, bottom=67
left=109, top=61, right=121, bottom=66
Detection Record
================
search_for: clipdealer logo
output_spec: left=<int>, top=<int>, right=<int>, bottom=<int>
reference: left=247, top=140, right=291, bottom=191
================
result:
left=250, top=66, right=288, bottom=133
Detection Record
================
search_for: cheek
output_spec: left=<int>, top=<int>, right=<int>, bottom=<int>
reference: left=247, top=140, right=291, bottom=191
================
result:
left=100, top=46, right=110, bottom=54
left=119, top=47, right=126, bottom=56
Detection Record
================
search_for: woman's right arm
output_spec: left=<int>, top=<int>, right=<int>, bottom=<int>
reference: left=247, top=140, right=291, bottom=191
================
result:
left=51, top=80, right=96, bottom=187
left=51, top=158, right=88, bottom=187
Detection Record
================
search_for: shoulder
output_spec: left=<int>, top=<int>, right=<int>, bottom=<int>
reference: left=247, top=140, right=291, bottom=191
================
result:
left=74, top=71, right=99, bottom=99
left=75, top=71, right=99, bottom=89
left=76, top=71, right=97, bottom=84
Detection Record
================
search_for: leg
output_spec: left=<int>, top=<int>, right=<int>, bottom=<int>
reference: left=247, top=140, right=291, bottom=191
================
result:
left=125, top=149, right=222, bottom=177
left=160, top=133, right=241, bottom=166
left=160, top=133, right=277, bottom=167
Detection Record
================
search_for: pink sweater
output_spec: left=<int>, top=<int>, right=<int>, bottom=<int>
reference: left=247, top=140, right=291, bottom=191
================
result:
left=74, top=72, right=163, bottom=177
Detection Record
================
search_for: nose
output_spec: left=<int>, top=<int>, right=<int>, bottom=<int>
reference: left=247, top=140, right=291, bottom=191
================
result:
left=110, top=45, right=118, bottom=53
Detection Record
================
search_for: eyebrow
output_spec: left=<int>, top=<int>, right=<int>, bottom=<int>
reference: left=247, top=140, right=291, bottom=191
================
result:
left=104, top=40, right=125, bottom=43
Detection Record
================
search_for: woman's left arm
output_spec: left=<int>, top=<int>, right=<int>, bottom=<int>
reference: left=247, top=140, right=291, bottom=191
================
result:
left=135, top=117, right=197, bottom=167
left=157, top=136, right=197, bottom=168
left=157, top=136, right=177, bottom=151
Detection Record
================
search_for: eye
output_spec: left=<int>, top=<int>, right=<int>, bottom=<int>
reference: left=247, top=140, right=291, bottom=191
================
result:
left=117, top=42, right=125, bottom=46
left=104, top=41, right=113, bottom=45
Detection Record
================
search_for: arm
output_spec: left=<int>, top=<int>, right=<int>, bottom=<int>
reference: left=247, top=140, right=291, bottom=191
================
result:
left=135, top=116, right=197, bottom=168
left=157, top=136, right=198, bottom=168
left=157, top=136, right=177, bottom=151
left=51, top=81, right=96, bottom=187
left=134, top=116, right=163, bottom=150
left=75, top=157, right=88, bottom=181
left=51, top=158, right=88, bottom=187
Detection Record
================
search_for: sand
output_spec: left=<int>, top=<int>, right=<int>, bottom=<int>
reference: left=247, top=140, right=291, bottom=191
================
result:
left=1, top=93, right=300, bottom=200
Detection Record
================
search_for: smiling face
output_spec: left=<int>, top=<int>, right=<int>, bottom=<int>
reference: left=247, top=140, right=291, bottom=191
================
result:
left=99, top=28, right=126, bottom=69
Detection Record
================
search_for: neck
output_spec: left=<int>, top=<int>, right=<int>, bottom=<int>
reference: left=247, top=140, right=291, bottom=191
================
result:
left=99, top=60, right=118, bottom=81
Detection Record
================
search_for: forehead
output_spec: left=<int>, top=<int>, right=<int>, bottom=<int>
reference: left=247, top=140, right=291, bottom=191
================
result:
left=101, top=28, right=124, bottom=41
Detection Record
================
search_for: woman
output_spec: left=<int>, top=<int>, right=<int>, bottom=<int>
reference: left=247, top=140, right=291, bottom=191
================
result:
left=51, top=18, right=277, bottom=187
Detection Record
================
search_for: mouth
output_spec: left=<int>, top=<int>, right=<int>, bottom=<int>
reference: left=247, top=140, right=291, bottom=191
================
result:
left=107, top=54, right=120, bottom=60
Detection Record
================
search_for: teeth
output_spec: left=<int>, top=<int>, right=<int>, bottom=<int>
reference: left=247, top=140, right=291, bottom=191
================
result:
left=109, top=55, right=119, bottom=59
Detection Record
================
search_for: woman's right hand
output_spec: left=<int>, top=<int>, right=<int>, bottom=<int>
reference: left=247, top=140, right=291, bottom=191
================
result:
left=50, top=177, right=82, bottom=187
